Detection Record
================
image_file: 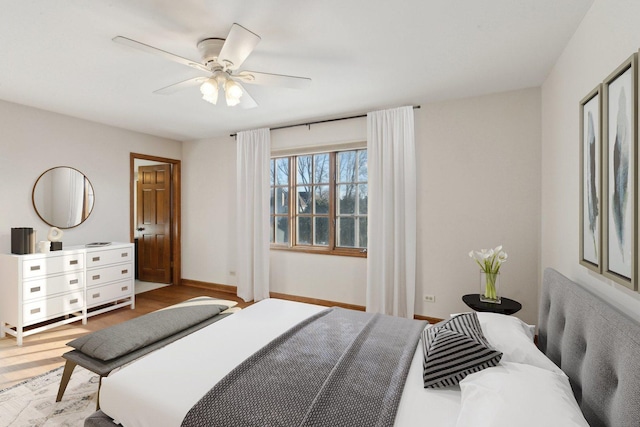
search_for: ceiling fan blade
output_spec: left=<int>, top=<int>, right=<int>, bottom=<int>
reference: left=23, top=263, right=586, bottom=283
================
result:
left=153, top=77, right=209, bottom=95
left=237, top=83, right=258, bottom=109
left=235, top=70, right=311, bottom=89
left=113, top=36, right=210, bottom=73
left=218, top=24, right=261, bottom=70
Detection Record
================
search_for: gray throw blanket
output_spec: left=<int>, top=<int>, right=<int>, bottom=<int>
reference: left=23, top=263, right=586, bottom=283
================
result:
left=182, top=307, right=426, bottom=427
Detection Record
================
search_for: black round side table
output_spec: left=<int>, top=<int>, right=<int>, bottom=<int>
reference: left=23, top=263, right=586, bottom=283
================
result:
left=462, top=294, right=522, bottom=315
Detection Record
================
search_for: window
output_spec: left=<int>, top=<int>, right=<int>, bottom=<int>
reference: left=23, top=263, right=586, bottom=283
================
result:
left=270, top=148, right=367, bottom=256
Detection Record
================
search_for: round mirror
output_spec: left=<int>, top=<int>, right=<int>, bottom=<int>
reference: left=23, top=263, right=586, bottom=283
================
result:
left=32, top=166, right=95, bottom=229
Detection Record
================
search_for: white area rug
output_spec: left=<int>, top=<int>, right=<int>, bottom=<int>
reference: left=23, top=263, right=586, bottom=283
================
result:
left=0, top=366, right=98, bottom=426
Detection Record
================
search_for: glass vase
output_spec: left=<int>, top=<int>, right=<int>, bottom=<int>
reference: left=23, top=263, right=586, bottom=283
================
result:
left=480, top=271, right=501, bottom=304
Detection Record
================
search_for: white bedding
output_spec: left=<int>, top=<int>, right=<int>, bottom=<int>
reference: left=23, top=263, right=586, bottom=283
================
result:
left=100, top=299, right=462, bottom=427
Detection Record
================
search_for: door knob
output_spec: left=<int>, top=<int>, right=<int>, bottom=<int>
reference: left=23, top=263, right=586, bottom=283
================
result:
left=137, top=227, right=145, bottom=231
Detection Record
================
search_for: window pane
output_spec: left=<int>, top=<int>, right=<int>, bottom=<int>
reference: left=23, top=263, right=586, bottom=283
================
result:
left=297, top=217, right=312, bottom=244
left=276, top=217, right=289, bottom=244
left=275, top=187, right=289, bottom=214
left=270, top=216, right=274, bottom=243
left=359, top=217, right=368, bottom=248
left=358, top=184, right=368, bottom=215
left=337, top=184, right=356, bottom=214
left=297, top=186, right=312, bottom=214
left=297, top=155, right=312, bottom=185
left=270, top=188, right=275, bottom=215
left=275, top=158, right=289, bottom=185
left=315, top=217, right=329, bottom=246
left=358, top=150, right=368, bottom=182
left=337, top=217, right=355, bottom=247
left=314, top=153, right=330, bottom=184
left=337, top=151, right=356, bottom=183
left=270, top=159, right=275, bottom=186
left=315, top=185, right=329, bottom=214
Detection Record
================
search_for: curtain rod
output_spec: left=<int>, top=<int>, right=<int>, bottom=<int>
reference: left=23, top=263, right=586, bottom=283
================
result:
left=230, top=105, right=421, bottom=137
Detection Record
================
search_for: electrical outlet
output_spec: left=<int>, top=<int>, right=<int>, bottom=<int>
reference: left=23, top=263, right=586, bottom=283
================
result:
left=424, top=294, right=436, bottom=303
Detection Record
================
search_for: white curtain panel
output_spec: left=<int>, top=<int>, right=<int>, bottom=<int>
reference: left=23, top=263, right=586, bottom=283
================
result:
left=366, top=106, right=417, bottom=318
left=236, top=128, right=271, bottom=302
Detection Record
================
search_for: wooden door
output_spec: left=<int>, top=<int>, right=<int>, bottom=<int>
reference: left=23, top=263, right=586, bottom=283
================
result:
left=137, top=164, right=172, bottom=283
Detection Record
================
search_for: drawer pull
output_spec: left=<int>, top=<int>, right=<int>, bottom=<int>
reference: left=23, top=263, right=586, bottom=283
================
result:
left=70, top=259, right=79, bottom=265
left=92, top=275, right=100, bottom=280
left=30, top=265, right=41, bottom=271
left=70, top=298, right=78, bottom=304
left=30, top=308, right=41, bottom=315
left=92, top=293, right=100, bottom=299
left=92, top=256, right=100, bottom=262
left=121, top=269, right=128, bottom=274
left=30, top=286, right=41, bottom=293
left=121, top=252, right=128, bottom=257
left=69, top=279, right=79, bottom=285
left=121, top=286, right=129, bottom=291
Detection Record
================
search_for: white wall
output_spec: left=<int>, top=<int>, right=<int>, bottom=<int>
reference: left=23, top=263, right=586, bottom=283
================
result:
left=0, top=99, right=182, bottom=253
left=183, top=87, right=542, bottom=324
left=182, top=136, right=239, bottom=286
left=541, top=0, right=640, bottom=319
left=417, top=88, right=541, bottom=324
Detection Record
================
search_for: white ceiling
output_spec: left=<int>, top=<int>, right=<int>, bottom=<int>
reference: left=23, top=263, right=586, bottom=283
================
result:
left=0, top=0, right=593, bottom=141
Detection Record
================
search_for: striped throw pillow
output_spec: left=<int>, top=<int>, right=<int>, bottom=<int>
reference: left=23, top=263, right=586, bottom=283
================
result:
left=422, top=313, right=502, bottom=388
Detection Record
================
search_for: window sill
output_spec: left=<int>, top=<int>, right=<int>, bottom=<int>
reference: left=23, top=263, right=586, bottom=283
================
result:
left=270, top=245, right=367, bottom=258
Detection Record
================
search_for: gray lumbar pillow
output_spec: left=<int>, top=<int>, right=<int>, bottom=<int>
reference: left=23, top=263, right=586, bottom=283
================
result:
left=422, top=312, right=502, bottom=388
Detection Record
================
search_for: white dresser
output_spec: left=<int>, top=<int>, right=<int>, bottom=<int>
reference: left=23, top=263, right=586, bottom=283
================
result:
left=0, top=242, right=135, bottom=345
left=85, top=244, right=135, bottom=316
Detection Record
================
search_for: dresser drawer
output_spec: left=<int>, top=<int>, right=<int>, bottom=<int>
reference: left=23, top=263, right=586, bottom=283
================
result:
left=23, top=291, right=84, bottom=325
left=22, top=254, right=84, bottom=279
left=86, top=247, right=133, bottom=268
left=86, top=281, right=133, bottom=307
left=86, top=263, right=133, bottom=287
left=23, top=273, right=84, bottom=301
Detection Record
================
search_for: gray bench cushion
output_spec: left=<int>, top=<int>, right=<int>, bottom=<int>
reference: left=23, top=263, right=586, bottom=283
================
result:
left=69, top=297, right=231, bottom=361
left=64, top=310, right=232, bottom=376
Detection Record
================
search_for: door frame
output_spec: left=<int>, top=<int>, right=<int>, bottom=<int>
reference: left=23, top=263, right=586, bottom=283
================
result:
left=130, top=153, right=181, bottom=286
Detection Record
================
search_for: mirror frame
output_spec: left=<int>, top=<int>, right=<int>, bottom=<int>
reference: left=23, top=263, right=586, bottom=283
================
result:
left=32, top=166, right=95, bottom=229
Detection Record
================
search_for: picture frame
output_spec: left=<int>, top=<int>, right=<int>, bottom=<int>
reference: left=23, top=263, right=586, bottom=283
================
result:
left=602, top=53, right=638, bottom=290
left=579, top=85, right=602, bottom=273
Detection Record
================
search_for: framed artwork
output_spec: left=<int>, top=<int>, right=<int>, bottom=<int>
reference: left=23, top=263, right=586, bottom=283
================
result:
left=579, top=85, right=602, bottom=272
left=602, top=53, right=638, bottom=290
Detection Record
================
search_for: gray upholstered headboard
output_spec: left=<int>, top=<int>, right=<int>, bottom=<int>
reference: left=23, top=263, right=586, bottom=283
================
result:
left=538, top=268, right=640, bottom=427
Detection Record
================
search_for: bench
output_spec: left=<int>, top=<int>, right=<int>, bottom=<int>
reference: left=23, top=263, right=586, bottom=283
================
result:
left=55, top=296, right=238, bottom=409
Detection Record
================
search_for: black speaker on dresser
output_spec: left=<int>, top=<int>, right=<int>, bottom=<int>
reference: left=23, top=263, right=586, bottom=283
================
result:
left=11, top=227, right=34, bottom=254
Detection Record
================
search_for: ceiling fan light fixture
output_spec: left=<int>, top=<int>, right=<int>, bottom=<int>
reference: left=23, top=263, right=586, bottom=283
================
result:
left=225, top=79, right=243, bottom=105
left=200, top=79, right=218, bottom=104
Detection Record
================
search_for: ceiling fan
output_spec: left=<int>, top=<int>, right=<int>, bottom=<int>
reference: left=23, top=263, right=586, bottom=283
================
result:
left=113, top=23, right=311, bottom=109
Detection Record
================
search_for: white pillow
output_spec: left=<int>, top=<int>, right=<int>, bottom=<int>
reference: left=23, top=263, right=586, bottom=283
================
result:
left=456, top=362, right=589, bottom=427
left=475, top=312, right=565, bottom=376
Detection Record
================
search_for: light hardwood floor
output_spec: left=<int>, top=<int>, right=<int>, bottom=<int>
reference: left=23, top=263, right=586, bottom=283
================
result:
left=0, top=285, right=251, bottom=389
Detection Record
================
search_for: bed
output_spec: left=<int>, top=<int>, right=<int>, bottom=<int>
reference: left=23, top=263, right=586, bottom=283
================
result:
left=87, top=268, right=640, bottom=427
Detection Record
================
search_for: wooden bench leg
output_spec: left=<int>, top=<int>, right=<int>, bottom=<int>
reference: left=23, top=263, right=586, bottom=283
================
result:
left=96, top=376, right=103, bottom=410
left=55, top=360, right=77, bottom=402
